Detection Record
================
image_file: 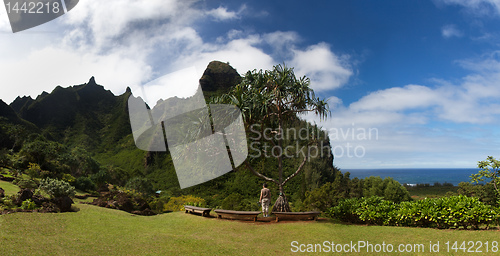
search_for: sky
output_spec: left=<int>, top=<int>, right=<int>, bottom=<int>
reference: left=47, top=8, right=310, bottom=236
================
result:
left=1, top=0, right=500, bottom=169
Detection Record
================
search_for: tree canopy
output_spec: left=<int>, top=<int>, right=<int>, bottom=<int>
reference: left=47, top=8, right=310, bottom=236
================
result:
left=214, top=64, right=330, bottom=211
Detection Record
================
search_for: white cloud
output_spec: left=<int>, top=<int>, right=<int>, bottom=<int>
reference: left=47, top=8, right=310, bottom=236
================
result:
left=0, top=4, right=11, bottom=32
left=305, top=52, right=500, bottom=168
left=0, top=1, right=354, bottom=105
left=350, top=85, right=439, bottom=112
left=206, top=6, right=241, bottom=21
left=63, top=0, right=201, bottom=48
left=440, top=0, right=500, bottom=16
left=290, top=43, right=352, bottom=91
left=172, top=35, right=276, bottom=81
left=0, top=46, right=152, bottom=102
left=441, top=24, right=463, bottom=38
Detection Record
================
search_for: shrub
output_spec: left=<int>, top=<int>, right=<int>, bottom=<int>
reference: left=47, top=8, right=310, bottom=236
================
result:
left=125, top=177, right=154, bottom=195
left=149, top=194, right=171, bottom=213
left=221, top=193, right=243, bottom=210
left=237, top=198, right=260, bottom=211
left=457, top=182, right=498, bottom=207
left=2, top=197, right=15, bottom=209
left=61, top=173, right=76, bottom=184
left=304, top=176, right=410, bottom=212
left=39, top=178, right=76, bottom=198
left=328, top=198, right=362, bottom=223
left=74, top=176, right=97, bottom=192
left=13, top=177, right=38, bottom=189
left=356, top=196, right=397, bottom=225
left=20, top=199, right=37, bottom=210
left=330, top=195, right=499, bottom=229
left=163, top=195, right=205, bottom=212
left=26, top=163, right=43, bottom=179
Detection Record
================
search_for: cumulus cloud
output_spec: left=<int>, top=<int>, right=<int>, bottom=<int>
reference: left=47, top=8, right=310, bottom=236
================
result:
left=304, top=52, right=500, bottom=168
left=290, top=43, right=352, bottom=91
left=441, top=24, right=463, bottom=38
left=0, top=45, right=152, bottom=102
left=0, top=5, right=11, bottom=32
left=0, top=0, right=353, bottom=104
left=172, top=34, right=276, bottom=79
left=206, top=6, right=243, bottom=21
left=439, top=0, right=500, bottom=16
left=63, top=0, right=201, bottom=49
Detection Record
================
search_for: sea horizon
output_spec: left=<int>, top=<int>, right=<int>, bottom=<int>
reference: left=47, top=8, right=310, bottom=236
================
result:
left=342, top=168, right=478, bottom=186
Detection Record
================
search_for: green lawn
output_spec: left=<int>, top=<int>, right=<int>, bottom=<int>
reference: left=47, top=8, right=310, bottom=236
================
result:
left=0, top=180, right=19, bottom=196
left=1, top=204, right=500, bottom=255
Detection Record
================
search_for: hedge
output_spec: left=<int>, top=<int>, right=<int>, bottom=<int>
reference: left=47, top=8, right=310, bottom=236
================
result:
left=328, top=195, right=499, bottom=229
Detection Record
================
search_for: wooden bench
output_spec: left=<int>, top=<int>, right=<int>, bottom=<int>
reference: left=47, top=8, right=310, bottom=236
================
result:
left=273, top=211, right=321, bottom=222
left=214, top=209, right=261, bottom=221
left=184, top=205, right=212, bottom=217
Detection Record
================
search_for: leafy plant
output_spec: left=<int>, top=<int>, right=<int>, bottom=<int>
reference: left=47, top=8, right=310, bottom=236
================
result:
left=39, top=178, right=76, bottom=198
left=20, top=199, right=37, bottom=210
left=163, top=195, right=205, bottom=212
left=330, top=195, right=499, bottom=229
left=213, top=64, right=329, bottom=212
left=471, top=156, right=500, bottom=196
left=125, top=177, right=154, bottom=195
left=74, top=176, right=96, bottom=192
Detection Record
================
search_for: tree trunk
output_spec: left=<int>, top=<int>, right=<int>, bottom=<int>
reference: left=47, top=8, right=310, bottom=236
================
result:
left=272, top=185, right=291, bottom=212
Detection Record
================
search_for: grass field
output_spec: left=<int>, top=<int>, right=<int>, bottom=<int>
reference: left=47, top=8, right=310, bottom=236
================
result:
left=407, top=185, right=458, bottom=200
left=0, top=180, right=19, bottom=196
left=1, top=204, right=500, bottom=255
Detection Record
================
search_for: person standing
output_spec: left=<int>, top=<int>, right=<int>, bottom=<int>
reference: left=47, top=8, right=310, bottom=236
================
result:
left=259, top=183, right=271, bottom=217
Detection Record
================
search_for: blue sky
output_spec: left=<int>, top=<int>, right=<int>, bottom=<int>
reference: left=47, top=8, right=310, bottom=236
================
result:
left=1, top=0, right=500, bottom=169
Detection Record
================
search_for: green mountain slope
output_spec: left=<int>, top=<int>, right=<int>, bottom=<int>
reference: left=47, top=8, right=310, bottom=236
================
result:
left=2, top=61, right=337, bottom=206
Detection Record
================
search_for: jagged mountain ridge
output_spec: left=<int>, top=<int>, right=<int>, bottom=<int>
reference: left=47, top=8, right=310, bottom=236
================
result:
left=10, top=76, right=128, bottom=150
left=7, top=61, right=242, bottom=152
left=1, top=61, right=336, bottom=196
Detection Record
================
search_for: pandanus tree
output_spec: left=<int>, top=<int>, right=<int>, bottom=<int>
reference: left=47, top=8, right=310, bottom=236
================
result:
left=213, top=64, right=329, bottom=212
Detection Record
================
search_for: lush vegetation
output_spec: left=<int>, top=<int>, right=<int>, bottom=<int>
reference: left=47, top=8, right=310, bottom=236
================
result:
left=1, top=63, right=500, bottom=234
left=2, top=204, right=500, bottom=255
left=0, top=63, right=338, bottom=214
left=330, top=195, right=499, bottom=229
left=214, top=64, right=330, bottom=212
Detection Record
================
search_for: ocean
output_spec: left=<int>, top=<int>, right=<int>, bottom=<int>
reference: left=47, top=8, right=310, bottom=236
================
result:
left=343, top=168, right=478, bottom=186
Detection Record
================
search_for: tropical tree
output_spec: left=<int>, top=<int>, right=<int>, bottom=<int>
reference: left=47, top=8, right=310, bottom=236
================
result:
left=213, top=64, right=329, bottom=212
left=471, top=156, right=500, bottom=195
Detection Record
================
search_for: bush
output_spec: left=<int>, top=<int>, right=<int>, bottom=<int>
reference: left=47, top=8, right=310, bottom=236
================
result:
left=221, top=193, right=243, bottom=210
left=61, top=173, right=76, bottom=184
left=357, top=196, right=397, bottom=225
left=163, top=195, right=205, bottom=212
left=328, top=198, right=362, bottom=223
left=13, top=176, right=38, bottom=189
left=303, top=176, right=410, bottom=212
left=457, top=182, right=498, bottom=207
left=74, top=176, right=97, bottom=192
left=20, top=199, right=37, bottom=210
left=125, top=177, right=154, bottom=195
left=39, top=178, right=76, bottom=198
left=26, top=163, right=43, bottom=179
left=149, top=194, right=171, bottom=213
left=1, top=197, right=15, bottom=209
left=329, top=195, right=499, bottom=229
left=221, top=194, right=260, bottom=211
